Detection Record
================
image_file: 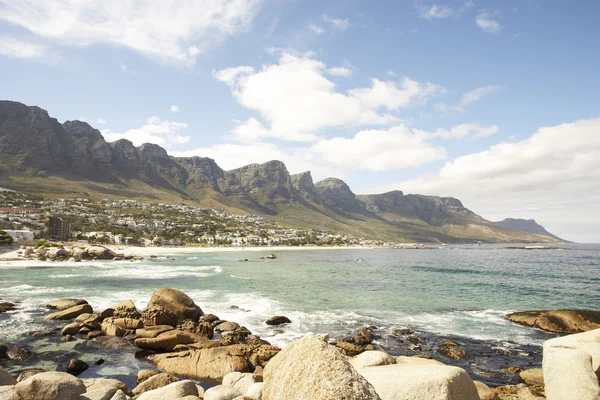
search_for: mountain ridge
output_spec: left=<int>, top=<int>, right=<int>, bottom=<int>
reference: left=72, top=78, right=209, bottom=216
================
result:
left=0, top=100, right=563, bottom=243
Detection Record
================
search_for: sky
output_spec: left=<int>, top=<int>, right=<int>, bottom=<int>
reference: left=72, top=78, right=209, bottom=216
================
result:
left=0, top=0, right=599, bottom=242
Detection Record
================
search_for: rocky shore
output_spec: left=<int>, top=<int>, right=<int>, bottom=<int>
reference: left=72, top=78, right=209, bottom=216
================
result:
left=1, top=288, right=599, bottom=399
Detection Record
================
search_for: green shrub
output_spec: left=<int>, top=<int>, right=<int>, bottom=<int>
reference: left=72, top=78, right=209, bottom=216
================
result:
left=0, top=230, right=13, bottom=245
left=35, top=239, right=50, bottom=248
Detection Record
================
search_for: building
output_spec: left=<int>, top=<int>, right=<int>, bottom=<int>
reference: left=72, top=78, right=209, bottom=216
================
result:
left=48, top=216, right=72, bottom=239
left=4, top=230, right=34, bottom=243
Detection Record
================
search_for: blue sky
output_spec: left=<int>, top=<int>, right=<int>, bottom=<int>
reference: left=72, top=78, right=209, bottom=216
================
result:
left=1, top=0, right=599, bottom=242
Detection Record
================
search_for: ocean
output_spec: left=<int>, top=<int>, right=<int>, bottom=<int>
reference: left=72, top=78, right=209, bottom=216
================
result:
left=1, top=244, right=598, bottom=387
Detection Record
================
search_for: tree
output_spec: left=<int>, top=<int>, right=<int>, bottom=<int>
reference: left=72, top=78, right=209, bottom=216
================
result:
left=0, top=230, right=14, bottom=245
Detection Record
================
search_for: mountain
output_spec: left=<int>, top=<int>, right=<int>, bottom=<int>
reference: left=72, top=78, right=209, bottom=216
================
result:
left=0, top=100, right=563, bottom=243
left=494, top=218, right=565, bottom=242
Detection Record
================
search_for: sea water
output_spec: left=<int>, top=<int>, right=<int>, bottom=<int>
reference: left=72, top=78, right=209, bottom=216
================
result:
left=1, top=244, right=598, bottom=386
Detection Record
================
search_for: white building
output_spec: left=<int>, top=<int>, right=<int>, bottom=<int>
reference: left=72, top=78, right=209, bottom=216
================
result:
left=4, top=230, right=34, bottom=242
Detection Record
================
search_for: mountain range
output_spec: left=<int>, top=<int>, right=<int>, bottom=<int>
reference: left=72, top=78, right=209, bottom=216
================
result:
left=0, top=101, right=563, bottom=243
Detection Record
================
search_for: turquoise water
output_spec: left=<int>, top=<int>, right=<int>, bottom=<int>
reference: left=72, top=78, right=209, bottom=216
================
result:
left=0, top=244, right=598, bottom=385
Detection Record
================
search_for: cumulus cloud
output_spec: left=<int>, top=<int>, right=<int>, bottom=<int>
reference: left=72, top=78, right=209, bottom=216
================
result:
left=373, top=118, right=600, bottom=241
left=0, top=0, right=264, bottom=65
left=416, top=123, right=499, bottom=140
left=476, top=11, right=502, bottom=34
left=326, top=66, right=353, bottom=77
left=214, top=52, right=443, bottom=142
left=418, top=5, right=453, bottom=20
left=102, top=116, right=190, bottom=148
left=0, top=36, right=49, bottom=61
left=170, top=105, right=180, bottom=113
left=309, top=24, right=325, bottom=34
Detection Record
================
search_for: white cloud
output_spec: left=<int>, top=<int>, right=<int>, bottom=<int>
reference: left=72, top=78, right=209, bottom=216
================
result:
left=214, top=53, right=443, bottom=142
left=102, top=116, right=190, bottom=148
left=386, top=70, right=397, bottom=77
left=120, top=64, right=127, bottom=73
left=415, top=122, right=499, bottom=140
left=418, top=4, right=453, bottom=20
left=0, top=0, right=264, bottom=65
left=326, top=67, right=353, bottom=77
left=96, top=118, right=108, bottom=124
left=170, top=105, right=180, bottom=113
left=375, top=118, right=600, bottom=241
left=476, top=11, right=502, bottom=34
left=309, top=24, right=325, bottom=34
left=436, top=84, right=501, bottom=113
left=323, top=15, right=349, bottom=31
left=0, top=36, right=48, bottom=60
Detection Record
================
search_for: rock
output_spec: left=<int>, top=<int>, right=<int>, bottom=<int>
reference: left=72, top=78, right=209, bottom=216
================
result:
left=135, top=325, right=174, bottom=338
left=134, top=329, right=204, bottom=351
left=358, top=364, right=480, bottom=400
left=15, top=371, right=86, bottom=400
left=332, top=340, right=365, bottom=356
left=71, top=247, right=90, bottom=261
left=87, top=331, right=105, bottom=340
left=0, top=344, right=6, bottom=358
left=87, top=246, right=115, bottom=260
left=75, top=313, right=94, bottom=323
left=205, top=385, right=243, bottom=400
left=0, top=366, right=17, bottom=386
left=519, top=368, right=544, bottom=387
left=223, top=372, right=256, bottom=395
left=16, top=369, right=46, bottom=383
left=502, top=366, right=523, bottom=375
left=474, top=381, right=500, bottom=400
left=263, top=334, right=380, bottom=400
left=215, top=321, right=240, bottom=332
left=517, top=386, right=545, bottom=400
left=350, top=351, right=397, bottom=370
left=44, top=304, right=94, bottom=321
left=132, top=373, right=179, bottom=396
left=67, top=359, right=89, bottom=376
left=62, top=322, right=82, bottom=336
left=79, top=387, right=118, bottom=400
left=246, top=382, right=264, bottom=399
left=0, top=385, right=18, bottom=400
left=265, top=316, right=290, bottom=326
left=136, top=380, right=199, bottom=400
left=112, top=300, right=140, bottom=319
left=141, top=306, right=177, bottom=327
left=136, top=370, right=160, bottom=385
left=89, top=336, right=136, bottom=351
left=99, top=308, right=115, bottom=320
left=82, top=378, right=128, bottom=394
left=101, top=319, right=126, bottom=337
left=148, top=346, right=253, bottom=381
left=437, top=340, right=468, bottom=360
left=507, top=310, right=600, bottom=333
left=266, top=254, right=276, bottom=259
left=0, top=302, right=16, bottom=313
left=145, top=288, right=203, bottom=324
left=112, top=318, right=143, bottom=330
left=6, top=346, right=32, bottom=360
left=200, top=314, right=220, bottom=324
left=395, top=356, right=444, bottom=366
left=542, top=329, right=600, bottom=400
left=247, top=345, right=280, bottom=368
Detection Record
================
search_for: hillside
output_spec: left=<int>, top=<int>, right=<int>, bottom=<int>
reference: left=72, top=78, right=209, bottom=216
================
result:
left=494, top=218, right=565, bottom=242
left=0, top=100, right=562, bottom=243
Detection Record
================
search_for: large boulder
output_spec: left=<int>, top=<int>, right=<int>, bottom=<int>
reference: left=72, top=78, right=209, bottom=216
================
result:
left=358, top=364, right=480, bottom=400
left=14, top=371, right=86, bottom=400
left=0, top=365, right=17, bottom=386
left=145, top=288, right=203, bottom=324
left=82, top=378, right=128, bottom=394
left=148, top=345, right=252, bottom=381
left=542, top=328, right=600, bottom=400
left=112, top=300, right=141, bottom=319
left=0, top=385, right=18, bottom=400
left=46, top=298, right=88, bottom=310
left=519, top=368, right=544, bottom=387
left=44, top=304, right=93, bottom=321
left=507, top=310, right=600, bottom=333
left=136, top=380, right=199, bottom=400
left=131, top=373, right=179, bottom=396
left=204, top=385, right=242, bottom=400
left=263, top=334, right=380, bottom=400
left=87, top=246, right=115, bottom=260
left=134, top=329, right=204, bottom=351
left=136, top=325, right=174, bottom=338
left=222, top=372, right=256, bottom=395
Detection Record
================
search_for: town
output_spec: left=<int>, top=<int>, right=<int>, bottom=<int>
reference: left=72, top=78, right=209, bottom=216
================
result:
left=0, top=188, right=391, bottom=248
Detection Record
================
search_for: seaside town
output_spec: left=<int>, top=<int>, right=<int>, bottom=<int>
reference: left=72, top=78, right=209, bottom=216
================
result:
left=0, top=189, right=390, bottom=249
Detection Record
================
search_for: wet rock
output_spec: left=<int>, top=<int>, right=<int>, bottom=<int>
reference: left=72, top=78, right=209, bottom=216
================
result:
left=137, top=369, right=161, bottom=385
left=145, top=288, right=203, bottom=325
left=393, top=328, right=414, bottom=336
left=501, top=366, right=523, bottom=375
left=136, top=380, right=199, bottom=400
left=6, top=346, right=33, bottom=360
left=94, top=359, right=105, bottom=365
left=263, top=335, right=380, bottom=400
left=16, top=369, right=46, bottom=382
left=0, top=344, right=6, bottom=358
left=332, top=340, right=364, bottom=356
left=28, top=328, right=59, bottom=337
left=44, top=304, right=93, bottom=321
left=62, top=322, right=81, bottom=336
left=46, top=298, right=88, bottom=311
left=67, top=359, right=89, bottom=376
left=215, top=321, right=240, bottom=332
left=0, top=302, right=16, bottom=313
left=89, top=336, right=136, bottom=351
left=61, top=334, right=74, bottom=342
left=200, top=314, right=220, bottom=324
left=87, top=331, right=105, bottom=340
left=507, top=310, right=600, bottom=334
left=438, top=340, right=469, bottom=360
left=0, top=365, right=17, bottom=385
left=14, top=371, right=86, bottom=400
left=265, top=316, right=291, bottom=326
left=132, top=373, right=179, bottom=396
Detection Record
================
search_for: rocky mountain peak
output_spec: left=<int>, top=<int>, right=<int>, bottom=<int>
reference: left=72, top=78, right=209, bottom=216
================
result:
left=315, top=177, right=362, bottom=212
left=62, top=120, right=104, bottom=141
left=291, top=171, right=320, bottom=202
left=138, top=143, right=169, bottom=160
